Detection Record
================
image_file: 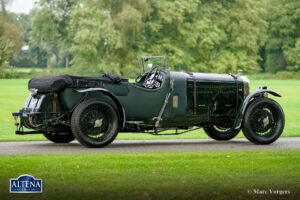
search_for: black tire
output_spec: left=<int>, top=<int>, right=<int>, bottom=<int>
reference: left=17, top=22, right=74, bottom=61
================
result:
left=204, top=126, right=240, bottom=141
left=242, top=97, right=285, bottom=144
left=71, top=98, right=119, bottom=148
left=43, top=132, right=75, bottom=143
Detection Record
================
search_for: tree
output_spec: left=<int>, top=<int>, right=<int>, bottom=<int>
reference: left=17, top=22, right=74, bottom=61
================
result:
left=10, top=0, right=276, bottom=75
left=70, top=0, right=151, bottom=75
left=0, top=0, right=13, bottom=17
left=31, top=0, right=78, bottom=68
left=0, top=37, right=14, bottom=76
left=0, top=0, right=23, bottom=77
left=143, top=0, right=268, bottom=73
left=265, top=0, right=300, bottom=72
left=70, top=1, right=122, bottom=74
left=69, top=0, right=268, bottom=75
left=0, top=0, right=22, bottom=55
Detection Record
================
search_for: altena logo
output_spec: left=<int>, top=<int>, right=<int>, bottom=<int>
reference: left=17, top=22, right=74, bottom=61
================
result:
left=10, top=174, right=42, bottom=193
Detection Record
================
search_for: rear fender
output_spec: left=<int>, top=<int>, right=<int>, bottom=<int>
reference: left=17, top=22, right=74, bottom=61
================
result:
left=75, top=88, right=125, bottom=129
left=233, top=88, right=281, bottom=129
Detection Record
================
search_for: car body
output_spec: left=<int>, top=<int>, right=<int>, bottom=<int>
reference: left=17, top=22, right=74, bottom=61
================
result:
left=12, top=56, right=285, bottom=147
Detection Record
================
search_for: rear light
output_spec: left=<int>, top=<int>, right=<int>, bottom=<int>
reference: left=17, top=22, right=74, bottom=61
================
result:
left=13, top=115, right=19, bottom=126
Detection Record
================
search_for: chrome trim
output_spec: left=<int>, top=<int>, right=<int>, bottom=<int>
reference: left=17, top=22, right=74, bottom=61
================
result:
left=126, top=121, right=144, bottom=124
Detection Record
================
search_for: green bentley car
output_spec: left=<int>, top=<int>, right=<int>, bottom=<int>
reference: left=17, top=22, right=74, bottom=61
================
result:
left=12, top=56, right=285, bottom=147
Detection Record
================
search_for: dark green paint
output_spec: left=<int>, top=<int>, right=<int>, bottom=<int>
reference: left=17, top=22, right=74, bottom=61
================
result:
left=56, top=70, right=248, bottom=130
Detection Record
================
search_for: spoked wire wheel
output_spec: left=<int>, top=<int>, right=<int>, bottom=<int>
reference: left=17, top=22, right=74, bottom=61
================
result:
left=250, top=106, right=276, bottom=137
left=242, top=97, right=285, bottom=144
left=71, top=98, right=119, bottom=147
left=80, top=105, right=113, bottom=140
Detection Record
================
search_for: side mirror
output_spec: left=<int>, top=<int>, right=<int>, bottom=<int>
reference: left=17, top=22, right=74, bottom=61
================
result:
left=147, top=63, right=153, bottom=68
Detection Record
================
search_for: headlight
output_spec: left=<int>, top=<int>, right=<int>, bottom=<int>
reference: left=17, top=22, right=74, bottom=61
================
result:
left=240, top=76, right=250, bottom=98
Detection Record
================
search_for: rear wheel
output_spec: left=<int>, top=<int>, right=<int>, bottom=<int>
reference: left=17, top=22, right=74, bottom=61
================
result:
left=242, top=97, right=285, bottom=144
left=71, top=98, right=119, bottom=148
left=43, top=132, right=75, bottom=143
left=204, top=126, right=240, bottom=141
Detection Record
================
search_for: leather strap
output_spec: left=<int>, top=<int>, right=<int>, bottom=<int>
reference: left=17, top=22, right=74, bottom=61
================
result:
left=229, top=74, right=239, bottom=115
left=186, top=72, right=197, bottom=115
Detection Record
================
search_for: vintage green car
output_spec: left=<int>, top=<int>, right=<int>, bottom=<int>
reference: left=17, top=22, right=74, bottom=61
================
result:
left=12, top=56, right=285, bottom=147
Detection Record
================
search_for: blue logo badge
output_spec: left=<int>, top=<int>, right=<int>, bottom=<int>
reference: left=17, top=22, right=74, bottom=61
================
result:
left=10, top=174, right=42, bottom=193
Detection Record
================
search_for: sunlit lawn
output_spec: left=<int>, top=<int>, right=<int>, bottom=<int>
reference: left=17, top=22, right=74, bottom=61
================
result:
left=0, top=79, right=299, bottom=141
left=0, top=150, right=299, bottom=200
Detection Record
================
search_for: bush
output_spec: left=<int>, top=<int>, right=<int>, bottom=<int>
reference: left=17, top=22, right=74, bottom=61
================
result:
left=0, top=64, right=17, bottom=78
left=276, top=71, right=300, bottom=80
left=0, top=37, right=16, bottom=78
left=245, top=71, right=300, bottom=80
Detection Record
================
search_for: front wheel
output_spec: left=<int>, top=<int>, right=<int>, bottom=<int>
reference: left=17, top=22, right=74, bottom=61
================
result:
left=43, top=132, right=75, bottom=143
left=204, top=126, right=240, bottom=141
left=242, top=97, right=285, bottom=144
left=71, top=98, right=119, bottom=148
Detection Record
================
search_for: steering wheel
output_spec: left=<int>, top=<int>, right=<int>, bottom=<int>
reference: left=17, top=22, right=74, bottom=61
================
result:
left=135, top=74, right=143, bottom=83
left=143, top=65, right=161, bottom=88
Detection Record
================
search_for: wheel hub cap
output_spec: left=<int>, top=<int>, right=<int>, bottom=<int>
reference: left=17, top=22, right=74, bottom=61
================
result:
left=263, top=116, right=269, bottom=128
left=94, top=119, right=103, bottom=128
left=251, top=107, right=275, bottom=134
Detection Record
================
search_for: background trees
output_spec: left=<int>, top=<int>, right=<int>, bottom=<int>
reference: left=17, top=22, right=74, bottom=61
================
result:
left=0, top=0, right=23, bottom=77
left=31, top=0, right=77, bottom=68
left=69, top=0, right=269, bottom=75
left=265, top=0, right=300, bottom=73
left=2, top=0, right=300, bottom=77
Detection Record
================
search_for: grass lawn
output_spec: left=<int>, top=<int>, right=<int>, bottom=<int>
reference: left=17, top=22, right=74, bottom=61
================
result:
left=0, top=150, right=299, bottom=200
left=14, top=68, right=44, bottom=73
left=0, top=79, right=299, bottom=141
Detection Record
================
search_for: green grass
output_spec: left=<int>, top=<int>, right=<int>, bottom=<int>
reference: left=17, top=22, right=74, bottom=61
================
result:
left=14, top=68, right=44, bottom=73
left=0, top=150, right=299, bottom=200
left=0, top=79, right=299, bottom=141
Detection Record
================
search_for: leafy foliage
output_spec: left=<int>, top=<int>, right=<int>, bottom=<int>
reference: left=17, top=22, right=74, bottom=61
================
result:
left=265, top=0, right=300, bottom=73
left=6, top=0, right=300, bottom=76
left=68, top=0, right=269, bottom=75
left=0, top=0, right=23, bottom=77
left=70, top=2, right=122, bottom=74
left=0, top=37, right=14, bottom=77
left=31, top=0, right=77, bottom=68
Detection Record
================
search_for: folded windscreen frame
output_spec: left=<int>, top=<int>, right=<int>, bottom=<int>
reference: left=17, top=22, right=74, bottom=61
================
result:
left=28, top=74, right=126, bottom=93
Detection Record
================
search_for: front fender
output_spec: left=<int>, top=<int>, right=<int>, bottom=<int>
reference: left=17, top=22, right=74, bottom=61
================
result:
left=74, top=88, right=125, bottom=129
left=233, top=88, right=281, bottom=129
